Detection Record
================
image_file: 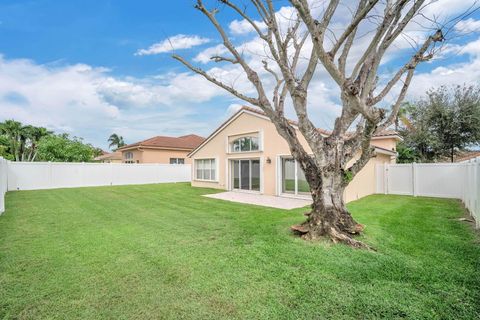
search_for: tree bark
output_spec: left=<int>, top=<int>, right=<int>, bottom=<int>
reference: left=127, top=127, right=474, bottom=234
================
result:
left=291, top=163, right=372, bottom=249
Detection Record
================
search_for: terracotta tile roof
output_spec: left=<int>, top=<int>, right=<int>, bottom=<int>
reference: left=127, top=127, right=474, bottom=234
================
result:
left=454, top=150, right=480, bottom=162
left=239, top=106, right=399, bottom=137
left=94, top=151, right=122, bottom=161
left=118, top=134, right=205, bottom=151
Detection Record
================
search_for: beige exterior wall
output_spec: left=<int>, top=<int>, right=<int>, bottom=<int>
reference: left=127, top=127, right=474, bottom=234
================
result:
left=370, top=137, right=397, bottom=151
left=344, top=153, right=392, bottom=203
left=120, top=148, right=192, bottom=164
left=190, top=111, right=397, bottom=203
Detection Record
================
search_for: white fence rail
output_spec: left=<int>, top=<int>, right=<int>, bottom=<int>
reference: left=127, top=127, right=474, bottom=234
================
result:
left=377, top=159, right=480, bottom=228
left=0, top=160, right=191, bottom=214
left=0, top=157, right=7, bottom=214
left=7, top=162, right=191, bottom=191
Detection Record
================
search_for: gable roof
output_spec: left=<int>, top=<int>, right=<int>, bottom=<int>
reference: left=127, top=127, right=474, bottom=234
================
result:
left=94, top=151, right=122, bottom=161
left=454, top=150, right=480, bottom=163
left=118, top=134, right=205, bottom=151
left=189, top=106, right=401, bottom=157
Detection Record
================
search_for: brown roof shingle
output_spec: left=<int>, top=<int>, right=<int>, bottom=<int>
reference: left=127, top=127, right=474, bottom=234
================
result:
left=119, top=134, right=205, bottom=151
left=239, top=106, right=399, bottom=137
left=454, top=151, right=480, bottom=162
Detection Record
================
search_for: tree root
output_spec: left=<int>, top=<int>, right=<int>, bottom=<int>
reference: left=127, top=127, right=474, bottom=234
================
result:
left=290, top=224, right=375, bottom=251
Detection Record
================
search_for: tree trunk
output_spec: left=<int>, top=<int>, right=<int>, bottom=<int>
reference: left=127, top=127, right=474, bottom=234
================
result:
left=291, top=170, right=372, bottom=249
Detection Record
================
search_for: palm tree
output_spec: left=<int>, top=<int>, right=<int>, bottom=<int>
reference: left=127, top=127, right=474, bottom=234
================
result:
left=394, top=103, right=413, bottom=131
left=0, top=120, right=23, bottom=161
left=27, top=127, right=52, bottom=161
left=108, top=133, right=125, bottom=150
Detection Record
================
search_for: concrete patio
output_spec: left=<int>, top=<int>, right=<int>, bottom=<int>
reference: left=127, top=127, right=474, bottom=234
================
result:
left=203, top=191, right=311, bottom=210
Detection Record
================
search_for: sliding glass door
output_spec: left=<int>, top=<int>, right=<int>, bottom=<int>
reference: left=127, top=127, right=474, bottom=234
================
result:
left=231, top=159, right=260, bottom=191
left=281, top=157, right=310, bottom=196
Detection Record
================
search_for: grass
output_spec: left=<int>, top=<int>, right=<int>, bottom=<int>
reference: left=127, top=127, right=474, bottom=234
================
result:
left=0, top=183, right=479, bottom=319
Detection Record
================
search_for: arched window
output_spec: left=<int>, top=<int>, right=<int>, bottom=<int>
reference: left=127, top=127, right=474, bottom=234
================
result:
left=231, top=136, right=259, bottom=152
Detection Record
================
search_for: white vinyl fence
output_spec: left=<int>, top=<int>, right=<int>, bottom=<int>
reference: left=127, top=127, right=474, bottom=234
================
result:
left=377, top=158, right=480, bottom=228
left=0, top=160, right=191, bottom=214
left=0, top=157, right=8, bottom=214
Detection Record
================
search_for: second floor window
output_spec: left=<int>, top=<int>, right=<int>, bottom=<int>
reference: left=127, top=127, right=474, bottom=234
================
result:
left=124, top=152, right=134, bottom=163
left=231, top=136, right=259, bottom=152
left=170, top=158, right=185, bottom=164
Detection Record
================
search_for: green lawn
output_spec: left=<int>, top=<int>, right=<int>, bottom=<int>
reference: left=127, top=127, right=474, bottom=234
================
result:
left=1, top=183, right=479, bottom=319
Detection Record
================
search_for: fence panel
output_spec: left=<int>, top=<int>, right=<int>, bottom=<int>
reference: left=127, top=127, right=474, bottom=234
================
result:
left=0, top=157, right=7, bottom=214
left=378, top=159, right=480, bottom=228
left=415, top=163, right=464, bottom=198
left=387, top=164, right=413, bottom=195
left=7, top=162, right=191, bottom=191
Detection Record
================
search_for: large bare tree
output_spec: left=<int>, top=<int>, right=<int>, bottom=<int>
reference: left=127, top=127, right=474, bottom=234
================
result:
left=174, top=0, right=471, bottom=248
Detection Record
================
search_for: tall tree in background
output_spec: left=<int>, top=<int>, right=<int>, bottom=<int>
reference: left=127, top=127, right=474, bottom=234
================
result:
left=401, top=85, right=480, bottom=162
left=18, top=125, right=52, bottom=161
left=0, top=120, right=23, bottom=161
left=173, top=0, right=470, bottom=247
left=108, top=133, right=126, bottom=150
left=0, top=120, right=52, bottom=161
left=37, top=134, right=99, bottom=162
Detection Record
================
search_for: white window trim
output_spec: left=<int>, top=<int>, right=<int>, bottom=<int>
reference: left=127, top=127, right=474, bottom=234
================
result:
left=278, top=155, right=312, bottom=198
left=194, top=158, right=218, bottom=182
left=229, top=157, right=261, bottom=193
left=226, top=131, right=263, bottom=154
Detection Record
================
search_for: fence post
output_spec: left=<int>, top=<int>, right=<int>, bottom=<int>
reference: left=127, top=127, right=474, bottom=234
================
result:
left=383, top=163, right=389, bottom=195
left=412, top=162, right=417, bottom=197
left=110, top=162, right=114, bottom=185
left=48, top=161, right=53, bottom=189
left=475, top=158, right=479, bottom=229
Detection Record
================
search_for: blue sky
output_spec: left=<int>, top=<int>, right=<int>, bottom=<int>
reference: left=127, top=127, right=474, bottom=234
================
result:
left=1, top=0, right=480, bottom=150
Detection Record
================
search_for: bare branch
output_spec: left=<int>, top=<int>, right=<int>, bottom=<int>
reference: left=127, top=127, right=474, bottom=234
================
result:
left=370, top=29, right=445, bottom=106
left=219, top=0, right=268, bottom=40
left=290, top=0, right=344, bottom=85
left=211, top=55, right=239, bottom=64
left=329, top=0, right=380, bottom=58
left=173, top=54, right=258, bottom=105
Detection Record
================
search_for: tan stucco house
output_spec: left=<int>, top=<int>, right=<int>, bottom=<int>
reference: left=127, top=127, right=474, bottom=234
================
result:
left=189, top=106, right=401, bottom=203
left=94, top=151, right=123, bottom=163
left=117, top=134, right=205, bottom=164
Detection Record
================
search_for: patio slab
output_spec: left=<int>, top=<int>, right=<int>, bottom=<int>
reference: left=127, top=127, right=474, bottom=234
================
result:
left=204, top=191, right=311, bottom=210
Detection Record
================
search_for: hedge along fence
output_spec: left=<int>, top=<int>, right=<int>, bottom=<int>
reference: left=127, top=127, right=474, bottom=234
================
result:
left=0, top=160, right=192, bottom=214
left=377, top=158, right=480, bottom=228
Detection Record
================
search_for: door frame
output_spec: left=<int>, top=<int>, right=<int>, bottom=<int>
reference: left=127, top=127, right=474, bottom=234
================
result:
left=227, top=157, right=263, bottom=194
left=278, top=155, right=312, bottom=199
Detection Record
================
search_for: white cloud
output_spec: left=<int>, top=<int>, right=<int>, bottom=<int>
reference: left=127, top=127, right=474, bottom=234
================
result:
left=229, top=19, right=267, bottom=35
left=455, top=18, right=480, bottom=34
left=227, top=103, right=243, bottom=115
left=193, top=44, right=228, bottom=64
left=135, top=34, right=210, bottom=56
left=0, top=55, right=230, bottom=149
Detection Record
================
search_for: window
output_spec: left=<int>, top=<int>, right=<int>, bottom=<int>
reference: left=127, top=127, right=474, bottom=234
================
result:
left=170, top=158, right=185, bottom=164
left=230, top=136, right=259, bottom=153
left=124, top=152, right=134, bottom=164
left=195, top=159, right=216, bottom=181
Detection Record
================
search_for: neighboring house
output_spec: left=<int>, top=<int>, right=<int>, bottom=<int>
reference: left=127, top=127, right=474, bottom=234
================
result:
left=188, top=106, right=401, bottom=203
left=94, top=151, right=123, bottom=163
left=117, top=134, right=205, bottom=164
left=454, top=150, right=480, bottom=163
